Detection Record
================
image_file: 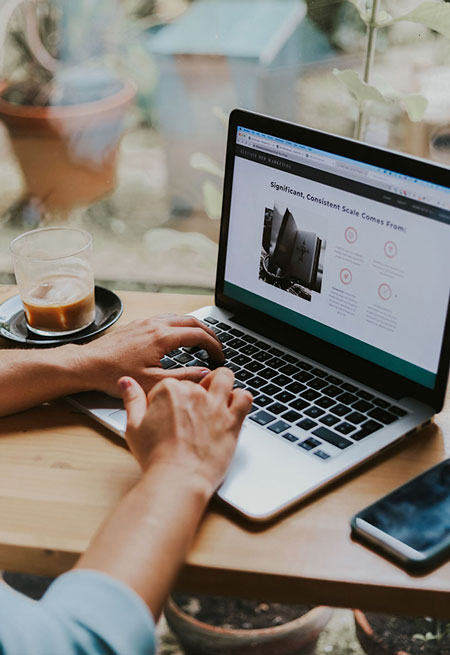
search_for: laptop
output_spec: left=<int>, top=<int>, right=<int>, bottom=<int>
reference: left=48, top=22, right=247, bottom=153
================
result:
left=67, top=109, right=450, bottom=521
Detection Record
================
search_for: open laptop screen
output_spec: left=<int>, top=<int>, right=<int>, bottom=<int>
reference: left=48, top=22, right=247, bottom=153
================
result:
left=222, top=120, right=450, bottom=390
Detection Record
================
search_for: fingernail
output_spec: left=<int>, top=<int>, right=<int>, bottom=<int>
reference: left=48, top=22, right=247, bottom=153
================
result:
left=118, top=378, right=132, bottom=391
left=200, top=369, right=210, bottom=378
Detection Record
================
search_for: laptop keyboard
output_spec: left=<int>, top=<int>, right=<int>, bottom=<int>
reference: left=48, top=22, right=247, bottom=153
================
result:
left=160, top=316, right=409, bottom=462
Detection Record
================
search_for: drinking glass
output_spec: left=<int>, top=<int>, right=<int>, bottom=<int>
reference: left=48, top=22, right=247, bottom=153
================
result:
left=10, top=227, right=95, bottom=336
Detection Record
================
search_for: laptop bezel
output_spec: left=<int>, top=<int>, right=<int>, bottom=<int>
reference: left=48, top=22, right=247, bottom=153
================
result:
left=215, top=108, right=450, bottom=413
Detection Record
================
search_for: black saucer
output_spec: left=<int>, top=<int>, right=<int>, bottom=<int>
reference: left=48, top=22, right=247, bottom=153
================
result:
left=0, top=286, right=123, bottom=346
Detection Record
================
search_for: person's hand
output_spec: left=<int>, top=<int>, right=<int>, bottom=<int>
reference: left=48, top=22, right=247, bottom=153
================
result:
left=118, top=368, right=253, bottom=496
left=75, top=314, right=224, bottom=397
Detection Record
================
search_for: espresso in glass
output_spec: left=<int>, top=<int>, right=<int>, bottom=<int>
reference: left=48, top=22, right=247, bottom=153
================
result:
left=22, top=274, right=95, bottom=334
left=10, top=227, right=95, bottom=336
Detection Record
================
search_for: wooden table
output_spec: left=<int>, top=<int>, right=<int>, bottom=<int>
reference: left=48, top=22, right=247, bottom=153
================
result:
left=0, top=285, right=449, bottom=617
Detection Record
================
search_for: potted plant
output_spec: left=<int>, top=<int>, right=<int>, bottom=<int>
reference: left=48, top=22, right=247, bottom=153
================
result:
left=0, top=0, right=148, bottom=217
left=334, top=0, right=450, bottom=142
left=354, top=609, right=450, bottom=655
left=164, top=591, right=333, bottom=655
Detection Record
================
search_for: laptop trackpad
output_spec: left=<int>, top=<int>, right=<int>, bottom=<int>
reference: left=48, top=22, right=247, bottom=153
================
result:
left=218, top=423, right=323, bottom=521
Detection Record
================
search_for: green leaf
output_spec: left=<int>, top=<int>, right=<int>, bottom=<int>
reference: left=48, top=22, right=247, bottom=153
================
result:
left=376, top=10, right=393, bottom=26
left=372, top=73, right=428, bottom=121
left=212, top=106, right=228, bottom=129
left=396, top=1, right=450, bottom=38
left=335, top=70, right=427, bottom=121
left=371, top=73, right=396, bottom=97
left=333, top=69, right=386, bottom=103
left=190, top=153, right=223, bottom=178
left=413, top=634, right=426, bottom=641
left=402, top=94, right=428, bottom=121
left=345, top=0, right=392, bottom=25
left=202, top=181, right=222, bottom=220
left=346, top=0, right=369, bottom=22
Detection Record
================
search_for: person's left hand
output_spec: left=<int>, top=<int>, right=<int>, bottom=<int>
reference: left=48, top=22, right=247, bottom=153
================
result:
left=72, top=314, right=224, bottom=396
left=119, top=367, right=252, bottom=494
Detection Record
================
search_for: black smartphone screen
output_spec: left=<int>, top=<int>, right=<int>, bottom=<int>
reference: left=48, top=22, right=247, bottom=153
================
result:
left=356, top=459, right=450, bottom=553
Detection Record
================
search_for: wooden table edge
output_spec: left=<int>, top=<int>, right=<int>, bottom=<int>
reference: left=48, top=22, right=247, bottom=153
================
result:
left=1, top=286, right=449, bottom=618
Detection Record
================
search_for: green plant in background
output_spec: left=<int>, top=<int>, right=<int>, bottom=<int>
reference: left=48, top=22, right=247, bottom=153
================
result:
left=0, top=0, right=160, bottom=110
left=190, top=151, right=223, bottom=221
left=0, top=0, right=170, bottom=228
left=189, top=107, right=228, bottom=221
left=334, top=0, right=450, bottom=140
left=413, top=619, right=450, bottom=642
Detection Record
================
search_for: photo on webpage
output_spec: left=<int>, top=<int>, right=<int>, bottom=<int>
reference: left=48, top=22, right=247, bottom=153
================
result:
left=260, top=203, right=327, bottom=302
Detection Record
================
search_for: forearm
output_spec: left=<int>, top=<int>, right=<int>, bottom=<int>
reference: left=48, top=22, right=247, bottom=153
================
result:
left=76, top=464, right=211, bottom=620
left=0, top=345, right=90, bottom=416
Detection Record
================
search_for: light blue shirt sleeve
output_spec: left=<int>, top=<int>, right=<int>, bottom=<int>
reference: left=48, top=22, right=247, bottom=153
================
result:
left=0, top=569, right=156, bottom=655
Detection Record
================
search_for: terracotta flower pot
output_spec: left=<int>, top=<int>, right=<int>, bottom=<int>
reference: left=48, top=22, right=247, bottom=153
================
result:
left=354, top=609, right=450, bottom=655
left=354, top=610, right=392, bottom=655
left=0, top=78, right=135, bottom=212
left=164, top=594, right=333, bottom=655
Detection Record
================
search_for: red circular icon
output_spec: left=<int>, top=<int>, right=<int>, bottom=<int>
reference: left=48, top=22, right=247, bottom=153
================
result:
left=384, top=241, right=398, bottom=258
left=340, top=268, right=352, bottom=285
left=378, top=283, right=392, bottom=300
left=345, top=227, right=357, bottom=244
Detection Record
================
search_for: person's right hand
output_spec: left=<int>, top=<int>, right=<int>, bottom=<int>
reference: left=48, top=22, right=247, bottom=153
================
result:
left=73, top=313, right=224, bottom=397
left=118, top=368, right=253, bottom=497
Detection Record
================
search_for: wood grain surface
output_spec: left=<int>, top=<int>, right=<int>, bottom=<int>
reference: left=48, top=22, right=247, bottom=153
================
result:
left=0, top=285, right=449, bottom=617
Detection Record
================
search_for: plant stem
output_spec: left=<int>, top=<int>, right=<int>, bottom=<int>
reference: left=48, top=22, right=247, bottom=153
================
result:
left=354, top=0, right=381, bottom=141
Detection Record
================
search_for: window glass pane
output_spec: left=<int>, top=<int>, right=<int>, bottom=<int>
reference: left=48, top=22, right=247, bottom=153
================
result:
left=0, top=0, right=446, bottom=292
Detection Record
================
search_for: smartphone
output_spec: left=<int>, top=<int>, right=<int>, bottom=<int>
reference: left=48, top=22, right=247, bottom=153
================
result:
left=351, top=458, right=450, bottom=572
